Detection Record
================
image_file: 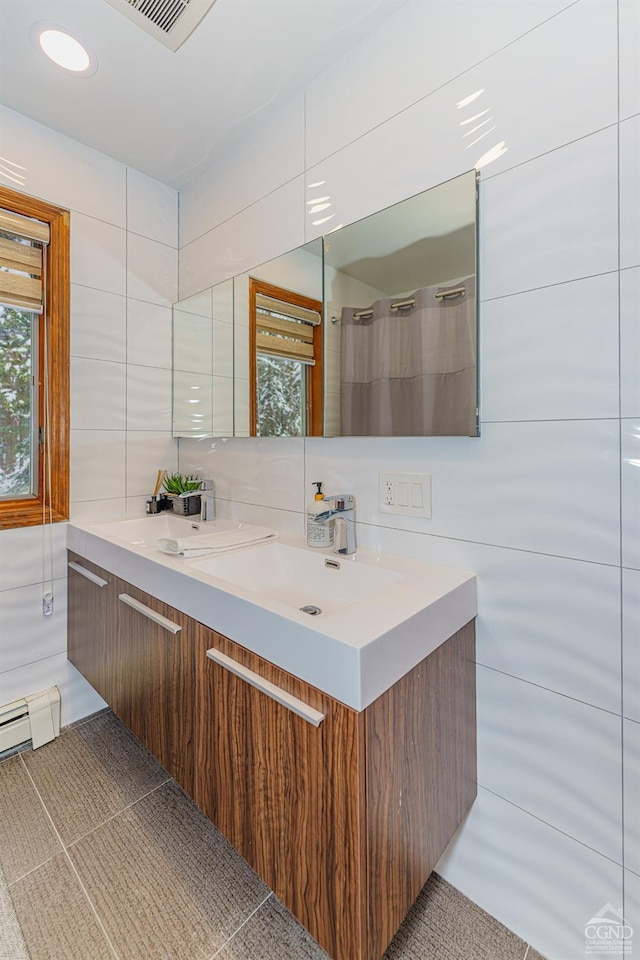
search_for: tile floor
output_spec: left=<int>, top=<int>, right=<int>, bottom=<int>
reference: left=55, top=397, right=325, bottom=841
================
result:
left=0, top=710, right=546, bottom=960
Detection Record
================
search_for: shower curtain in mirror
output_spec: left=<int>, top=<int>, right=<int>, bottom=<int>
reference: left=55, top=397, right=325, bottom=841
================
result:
left=339, top=278, right=476, bottom=436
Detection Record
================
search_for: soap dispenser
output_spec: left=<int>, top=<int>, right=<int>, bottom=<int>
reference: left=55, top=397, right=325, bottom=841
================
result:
left=306, top=482, right=334, bottom=549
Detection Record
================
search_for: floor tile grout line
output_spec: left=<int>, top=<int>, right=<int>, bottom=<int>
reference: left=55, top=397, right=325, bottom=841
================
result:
left=65, top=776, right=173, bottom=851
left=17, top=754, right=122, bottom=960
left=208, top=892, right=274, bottom=959
left=7, top=854, right=56, bottom=889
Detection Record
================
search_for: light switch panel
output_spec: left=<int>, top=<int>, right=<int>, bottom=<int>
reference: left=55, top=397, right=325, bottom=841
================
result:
left=378, top=473, right=432, bottom=518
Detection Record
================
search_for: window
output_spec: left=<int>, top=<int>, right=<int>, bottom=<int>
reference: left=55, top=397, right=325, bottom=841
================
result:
left=249, top=278, right=323, bottom=437
left=0, top=186, right=70, bottom=529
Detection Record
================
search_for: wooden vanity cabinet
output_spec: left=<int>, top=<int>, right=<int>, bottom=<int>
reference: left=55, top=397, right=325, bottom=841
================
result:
left=112, top=579, right=195, bottom=796
left=67, top=554, right=196, bottom=797
left=195, top=622, right=476, bottom=960
left=68, top=550, right=476, bottom=960
left=67, top=552, right=118, bottom=705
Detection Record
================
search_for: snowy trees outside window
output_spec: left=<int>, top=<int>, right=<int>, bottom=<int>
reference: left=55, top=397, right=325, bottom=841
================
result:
left=256, top=354, right=304, bottom=436
left=0, top=306, right=33, bottom=497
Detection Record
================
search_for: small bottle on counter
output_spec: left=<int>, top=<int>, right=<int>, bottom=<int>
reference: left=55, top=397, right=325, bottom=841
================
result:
left=306, top=481, right=334, bottom=549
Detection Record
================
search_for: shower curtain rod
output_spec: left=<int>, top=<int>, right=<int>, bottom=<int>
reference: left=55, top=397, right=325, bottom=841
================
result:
left=331, top=284, right=468, bottom=323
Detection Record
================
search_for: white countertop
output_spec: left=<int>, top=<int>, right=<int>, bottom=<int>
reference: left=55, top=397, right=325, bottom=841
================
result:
left=67, top=515, right=477, bottom=712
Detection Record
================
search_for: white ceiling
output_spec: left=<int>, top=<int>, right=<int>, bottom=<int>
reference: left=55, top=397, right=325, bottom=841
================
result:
left=0, top=0, right=406, bottom=188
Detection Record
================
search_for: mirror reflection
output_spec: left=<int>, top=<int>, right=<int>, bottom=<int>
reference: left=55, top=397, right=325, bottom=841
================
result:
left=233, top=240, right=324, bottom=437
left=324, top=171, right=477, bottom=437
left=172, top=170, right=478, bottom=439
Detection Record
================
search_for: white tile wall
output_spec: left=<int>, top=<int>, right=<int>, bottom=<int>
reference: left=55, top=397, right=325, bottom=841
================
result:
left=126, top=300, right=172, bottom=370
left=436, top=786, right=623, bottom=960
left=70, top=212, right=127, bottom=297
left=620, top=115, right=640, bottom=270
left=623, top=568, right=640, bottom=724
left=354, top=523, right=622, bottom=714
left=0, top=107, right=178, bottom=725
left=70, top=358, right=127, bottom=431
left=621, top=267, right=640, bottom=418
left=305, top=421, right=620, bottom=564
left=481, top=273, right=620, bottom=422
left=619, top=0, right=640, bottom=121
left=624, top=718, right=640, bottom=876
left=0, top=105, right=126, bottom=226
left=179, top=436, right=305, bottom=513
left=622, top=420, right=640, bottom=571
left=0, top=581, right=68, bottom=675
left=477, top=666, right=622, bottom=863
left=177, top=1, right=631, bottom=954
left=127, top=233, right=178, bottom=307
left=179, top=177, right=305, bottom=298
left=126, top=365, right=173, bottom=432
left=480, top=126, right=618, bottom=300
left=179, top=94, right=305, bottom=247
left=126, top=168, right=178, bottom=248
left=70, top=285, right=127, bottom=363
left=625, top=870, right=640, bottom=956
left=304, top=0, right=576, bottom=168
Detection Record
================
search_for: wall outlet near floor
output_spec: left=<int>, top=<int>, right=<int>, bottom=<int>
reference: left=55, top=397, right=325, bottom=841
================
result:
left=378, top=473, right=432, bottom=518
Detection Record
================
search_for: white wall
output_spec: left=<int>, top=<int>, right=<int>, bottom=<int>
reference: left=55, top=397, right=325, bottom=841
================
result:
left=177, top=1, right=640, bottom=957
left=0, top=106, right=179, bottom=726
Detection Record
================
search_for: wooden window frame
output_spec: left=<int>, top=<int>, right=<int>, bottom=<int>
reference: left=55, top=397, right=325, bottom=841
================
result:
left=0, top=186, right=70, bottom=530
left=249, top=278, right=324, bottom=437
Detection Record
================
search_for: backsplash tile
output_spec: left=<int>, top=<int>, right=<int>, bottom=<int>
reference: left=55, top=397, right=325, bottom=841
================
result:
left=304, top=420, right=620, bottom=565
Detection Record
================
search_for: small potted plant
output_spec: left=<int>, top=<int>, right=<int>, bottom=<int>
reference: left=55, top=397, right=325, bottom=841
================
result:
left=162, top=473, right=203, bottom=516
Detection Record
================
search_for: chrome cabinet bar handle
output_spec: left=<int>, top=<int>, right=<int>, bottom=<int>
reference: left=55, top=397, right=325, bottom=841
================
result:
left=119, top=594, right=182, bottom=634
left=206, top=648, right=325, bottom=727
left=68, top=561, right=108, bottom=588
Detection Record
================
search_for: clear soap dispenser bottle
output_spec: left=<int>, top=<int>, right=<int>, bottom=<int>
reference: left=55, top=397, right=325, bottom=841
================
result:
left=306, top=481, right=334, bottom=549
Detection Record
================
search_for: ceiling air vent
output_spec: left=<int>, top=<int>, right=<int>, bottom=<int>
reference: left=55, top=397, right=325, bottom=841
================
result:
left=104, top=0, right=218, bottom=52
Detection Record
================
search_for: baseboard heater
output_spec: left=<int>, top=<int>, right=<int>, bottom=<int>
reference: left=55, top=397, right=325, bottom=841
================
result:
left=0, top=686, right=61, bottom=752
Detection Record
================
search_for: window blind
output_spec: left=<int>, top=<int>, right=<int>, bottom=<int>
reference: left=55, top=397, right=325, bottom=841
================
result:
left=255, top=293, right=321, bottom=365
left=0, top=208, right=50, bottom=314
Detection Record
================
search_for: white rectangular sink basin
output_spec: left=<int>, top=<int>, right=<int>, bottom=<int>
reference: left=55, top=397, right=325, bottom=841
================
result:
left=191, top=542, right=405, bottom=618
left=89, top=514, right=241, bottom=547
left=68, top=515, right=477, bottom=710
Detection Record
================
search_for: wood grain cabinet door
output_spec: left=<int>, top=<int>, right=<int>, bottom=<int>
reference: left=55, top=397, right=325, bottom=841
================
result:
left=114, top=582, right=195, bottom=796
left=194, top=628, right=368, bottom=960
left=67, top=552, right=117, bottom=705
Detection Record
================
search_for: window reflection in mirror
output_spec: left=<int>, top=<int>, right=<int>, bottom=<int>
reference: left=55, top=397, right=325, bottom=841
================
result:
left=249, top=279, right=323, bottom=437
left=233, top=239, right=324, bottom=437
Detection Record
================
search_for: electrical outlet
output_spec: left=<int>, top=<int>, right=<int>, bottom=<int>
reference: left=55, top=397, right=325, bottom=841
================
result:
left=378, top=473, right=432, bottom=518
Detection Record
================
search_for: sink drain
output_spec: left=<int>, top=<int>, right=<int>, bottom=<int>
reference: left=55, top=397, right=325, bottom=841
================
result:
left=300, top=604, right=322, bottom=616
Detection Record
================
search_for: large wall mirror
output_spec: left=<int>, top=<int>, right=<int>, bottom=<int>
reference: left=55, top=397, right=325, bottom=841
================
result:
left=172, top=169, right=479, bottom=439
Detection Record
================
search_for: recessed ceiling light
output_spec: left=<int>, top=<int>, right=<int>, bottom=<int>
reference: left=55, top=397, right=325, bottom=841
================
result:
left=31, top=22, right=98, bottom=77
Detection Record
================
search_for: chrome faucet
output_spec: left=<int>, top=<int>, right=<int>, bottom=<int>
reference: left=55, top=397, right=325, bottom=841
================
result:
left=200, top=479, right=215, bottom=522
left=314, top=494, right=356, bottom=555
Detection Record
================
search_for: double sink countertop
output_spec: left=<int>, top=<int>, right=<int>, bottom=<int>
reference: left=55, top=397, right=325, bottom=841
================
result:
left=67, top=514, right=477, bottom=712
